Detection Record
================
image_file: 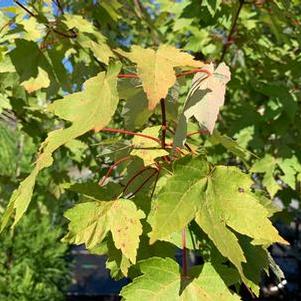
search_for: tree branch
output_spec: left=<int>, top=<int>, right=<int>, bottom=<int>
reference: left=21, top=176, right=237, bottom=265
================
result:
left=219, top=0, right=245, bottom=63
left=14, top=0, right=76, bottom=39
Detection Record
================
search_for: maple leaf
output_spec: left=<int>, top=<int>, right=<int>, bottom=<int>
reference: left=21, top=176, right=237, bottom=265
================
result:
left=174, top=63, right=231, bottom=148
left=118, top=45, right=203, bottom=110
left=209, top=130, right=256, bottom=167
left=181, top=263, right=241, bottom=301
left=130, top=126, right=169, bottom=166
left=1, top=63, right=121, bottom=230
left=63, top=198, right=145, bottom=263
left=63, top=14, right=114, bottom=64
left=148, top=156, right=209, bottom=243
left=194, top=164, right=287, bottom=280
left=120, top=257, right=181, bottom=300
left=149, top=156, right=287, bottom=281
left=121, top=257, right=239, bottom=301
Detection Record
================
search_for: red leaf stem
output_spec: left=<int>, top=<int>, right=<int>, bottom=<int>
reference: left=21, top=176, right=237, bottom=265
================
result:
left=100, top=127, right=161, bottom=144
left=127, top=169, right=158, bottom=198
left=117, top=68, right=212, bottom=79
left=98, top=156, right=132, bottom=187
left=123, top=166, right=155, bottom=195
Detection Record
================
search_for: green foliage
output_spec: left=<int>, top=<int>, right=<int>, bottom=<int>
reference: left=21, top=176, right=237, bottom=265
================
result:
left=1, top=0, right=300, bottom=300
left=0, top=211, right=70, bottom=301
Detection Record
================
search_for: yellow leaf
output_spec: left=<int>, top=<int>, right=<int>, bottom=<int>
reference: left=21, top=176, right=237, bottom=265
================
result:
left=118, top=45, right=203, bottom=110
left=63, top=199, right=145, bottom=264
left=21, top=67, right=50, bottom=93
left=130, top=126, right=168, bottom=166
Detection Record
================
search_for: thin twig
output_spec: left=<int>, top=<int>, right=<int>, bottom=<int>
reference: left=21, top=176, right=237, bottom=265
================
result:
left=123, top=166, right=154, bottom=195
left=14, top=0, right=37, bottom=17
left=100, top=127, right=161, bottom=145
left=127, top=169, right=158, bottom=198
left=98, top=156, right=132, bottom=187
left=117, top=69, right=211, bottom=80
left=118, top=73, right=139, bottom=79
left=167, top=127, right=194, bottom=154
left=53, top=0, right=64, bottom=14
left=186, top=130, right=210, bottom=137
left=176, top=68, right=211, bottom=78
left=150, top=166, right=160, bottom=200
left=132, top=0, right=163, bottom=45
left=219, top=0, right=245, bottom=63
left=14, top=0, right=76, bottom=39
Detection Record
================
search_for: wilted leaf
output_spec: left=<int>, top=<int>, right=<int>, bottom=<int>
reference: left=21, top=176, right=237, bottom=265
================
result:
left=174, top=63, right=231, bottom=148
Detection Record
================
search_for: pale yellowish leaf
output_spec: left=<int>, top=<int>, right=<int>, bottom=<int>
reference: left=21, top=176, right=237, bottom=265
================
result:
left=21, top=67, right=50, bottom=93
left=118, top=45, right=203, bottom=110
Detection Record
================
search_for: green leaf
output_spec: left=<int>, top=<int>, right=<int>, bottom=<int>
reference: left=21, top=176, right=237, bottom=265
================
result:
left=195, top=163, right=287, bottom=281
left=251, top=155, right=279, bottom=196
left=1, top=63, right=121, bottom=230
left=238, top=235, right=269, bottom=296
left=149, top=156, right=286, bottom=282
left=181, top=263, right=241, bottom=301
left=63, top=14, right=114, bottom=65
left=106, top=236, right=131, bottom=278
left=119, top=79, right=151, bottom=130
left=174, top=63, right=231, bottom=148
left=130, top=126, right=169, bottom=166
left=121, top=257, right=240, bottom=301
left=209, top=130, right=255, bottom=167
left=149, top=156, right=209, bottom=243
left=118, top=45, right=203, bottom=110
left=9, top=39, right=53, bottom=84
left=63, top=198, right=145, bottom=263
left=120, top=257, right=181, bottom=300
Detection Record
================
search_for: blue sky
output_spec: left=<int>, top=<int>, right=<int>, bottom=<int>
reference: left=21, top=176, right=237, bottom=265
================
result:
left=0, top=0, right=15, bottom=7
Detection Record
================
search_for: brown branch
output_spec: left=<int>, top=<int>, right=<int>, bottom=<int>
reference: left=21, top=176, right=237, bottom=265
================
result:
left=219, top=0, right=245, bottom=63
left=14, top=0, right=76, bottom=39
left=14, top=0, right=37, bottom=17
left=53, top=0, right=64, bottom=14
left=150, top=167, right=160, bottom=200
left=176, top=68, right=211, bottom=78
left=118, top=73, right=139, bottom=79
